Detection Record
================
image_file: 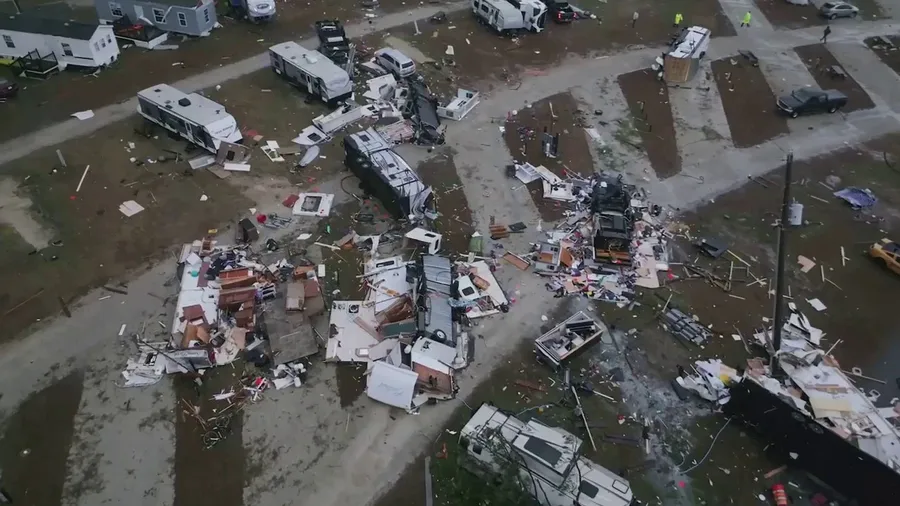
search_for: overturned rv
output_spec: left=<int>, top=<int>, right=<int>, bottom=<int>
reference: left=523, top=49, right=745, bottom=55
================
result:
left=269, top=42, right=353, bottom=105
left=343, top=128, right=436, bottom=222
left=472, top=0, right=547, bottom=33
left=137, top=84, right=242, bottom=153
left=460, top=404, right=634, bottom=506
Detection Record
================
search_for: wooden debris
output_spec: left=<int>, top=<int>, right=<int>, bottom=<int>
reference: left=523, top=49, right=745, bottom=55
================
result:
left=514, top=379, right=547, bottom=393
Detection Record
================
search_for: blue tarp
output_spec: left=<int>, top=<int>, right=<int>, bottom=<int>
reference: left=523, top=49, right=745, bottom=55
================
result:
left=834, top=187, right=877, bottom=209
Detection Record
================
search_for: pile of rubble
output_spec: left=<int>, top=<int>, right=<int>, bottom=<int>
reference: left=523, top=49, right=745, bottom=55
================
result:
left=292, top=44, right=479, bottom=149
left=122, top=234, right=323, bottom=392
left=506, top=166, right=670, bottom=306
left=327, top=245, right=510, bottom=412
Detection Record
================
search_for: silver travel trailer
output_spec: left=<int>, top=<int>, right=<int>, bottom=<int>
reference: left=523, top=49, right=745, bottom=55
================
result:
left=472, top=0, right=547, bottom=33
left=269, top=42, right=353, bottom=105
left=137, top=84, right=242, bottom=153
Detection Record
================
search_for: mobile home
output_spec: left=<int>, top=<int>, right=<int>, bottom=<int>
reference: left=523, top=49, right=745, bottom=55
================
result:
left=95, top=0, right=217, bottom=37
left=0, top=15, right=119, bottom=72
left=269, top=41, right=352, bottom=105
left=461, top=404, right=634, bottom=506
left=137, top=84, right=243, bottom=153
left=472, top=0, right=546, bottom=33
left=343, top=128, right=435, bottom=222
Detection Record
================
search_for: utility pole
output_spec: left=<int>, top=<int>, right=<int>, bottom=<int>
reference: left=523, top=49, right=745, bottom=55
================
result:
left=11, top=0, right=21, bottom=14
left=770, top=153, right=794, bottom=374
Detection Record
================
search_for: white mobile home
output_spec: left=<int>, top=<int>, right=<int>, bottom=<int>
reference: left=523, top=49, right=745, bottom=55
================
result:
left=137, top=84, right=243, bottom=153
left=269, top=41, right=352, bottom=105
left=0, top=15, right=119, bottom=72
left=460, top=404, right=634, bottom=506
left=472, top=0, right=546, bottom=33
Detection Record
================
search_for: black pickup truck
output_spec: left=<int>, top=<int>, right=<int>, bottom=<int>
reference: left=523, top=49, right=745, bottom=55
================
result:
left=776, top=88, right=847, bottom=118
left=545, top=1, right=578, bottom=23
left=314, top=20, right=351, bottom=66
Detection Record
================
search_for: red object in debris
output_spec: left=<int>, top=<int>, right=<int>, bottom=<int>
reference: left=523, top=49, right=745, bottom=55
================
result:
left=69, top=195, right=76, bottom=200
left=772, top=484, right=788, bottom=506
left=436, top=442, right=448, bottom=459
left=256, top=214, right=267, bottom=224
left=282, top=194, right=300, bottom=208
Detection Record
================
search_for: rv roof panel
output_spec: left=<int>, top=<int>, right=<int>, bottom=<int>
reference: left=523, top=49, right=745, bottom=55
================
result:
left=138, top=84, right=232, bottom=127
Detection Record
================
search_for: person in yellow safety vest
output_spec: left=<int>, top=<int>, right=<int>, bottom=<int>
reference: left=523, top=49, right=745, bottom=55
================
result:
left=741, top=11, right=752, bottom=27
left=673, top=13, right=683, bottom=28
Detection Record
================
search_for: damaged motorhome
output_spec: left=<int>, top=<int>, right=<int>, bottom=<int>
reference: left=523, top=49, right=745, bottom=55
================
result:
left=343, top=128, right=436, bottom=222
left=137, top=84, right=243, bottom=153
left=472, top=0, right=547, bottom=34
left=269, top=41, right=353, bottom=105
left=460, top=404, right=634, bottom=506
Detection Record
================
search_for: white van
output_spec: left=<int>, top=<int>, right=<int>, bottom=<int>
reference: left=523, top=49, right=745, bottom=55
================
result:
left=374, top=48, right=416, bottom=78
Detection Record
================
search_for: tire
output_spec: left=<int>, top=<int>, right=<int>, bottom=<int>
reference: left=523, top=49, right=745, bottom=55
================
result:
left=829, top=13, right=838, bottom=20
left=699, top=51, right=706, bottom=59
left=851, top=12, right=858, bottom=18
left=791, top=111, right=799, bottom=118
left=828, top=106, right=837, bottom=113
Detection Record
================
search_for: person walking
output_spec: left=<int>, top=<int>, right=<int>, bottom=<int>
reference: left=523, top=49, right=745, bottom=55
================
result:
left=632, top=11, right=639, bottom=28
left=674, top=12, right=683, bottom=28
left=740, top=11, right=752, bottom=27
left=821, top=25, right=832, bottom=43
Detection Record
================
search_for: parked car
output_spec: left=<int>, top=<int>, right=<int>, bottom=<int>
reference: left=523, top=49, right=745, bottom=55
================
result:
left=315, top=20, right=351, bottom=66
left=545, top=1, right=577, bottom=23
left=820, top=1, right=859, bottom=19
left=870, top=238, right=900, bottom=275
left=776, top=88, right=847, bottom=118
left=0, top=78, right=18, bottom=100
left=374, top=48, right=416, bottom=78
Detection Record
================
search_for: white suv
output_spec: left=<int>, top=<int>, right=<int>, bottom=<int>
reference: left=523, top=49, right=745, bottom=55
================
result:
left=374, top=48, right=416, bottom=78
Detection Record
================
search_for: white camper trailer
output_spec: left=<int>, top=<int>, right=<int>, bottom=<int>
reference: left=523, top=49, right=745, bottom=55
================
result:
left=136, top=84, right=242, bottom=153
left=662, top=26, right=711, bottom=83
left=472, top=0, right=547, bottom=33
left=460, top=404, right=634, bottom=506
left=269, top=41, right=353, bottom=105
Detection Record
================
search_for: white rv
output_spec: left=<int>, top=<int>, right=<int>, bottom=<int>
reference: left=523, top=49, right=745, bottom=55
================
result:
left=460, top=404, right=634, bottom=506
left=269, top=42, right=353, bottom=105
left=472, top=0, right=547, bottom=33
left=136, top=84, right=242, bottom=153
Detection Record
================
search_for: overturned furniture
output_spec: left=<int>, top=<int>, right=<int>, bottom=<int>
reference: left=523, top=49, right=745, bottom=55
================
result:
left=534, top=311, right=607, bottom=368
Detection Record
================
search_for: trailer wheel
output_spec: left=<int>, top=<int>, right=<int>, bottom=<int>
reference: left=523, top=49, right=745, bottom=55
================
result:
left=699, top=51, right=706, bottom=59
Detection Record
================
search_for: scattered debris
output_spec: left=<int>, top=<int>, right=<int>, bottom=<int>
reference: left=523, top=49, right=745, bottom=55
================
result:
left=119, top=200, right=145, bottom=217
left=71, top=110, right=95, bottom=120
